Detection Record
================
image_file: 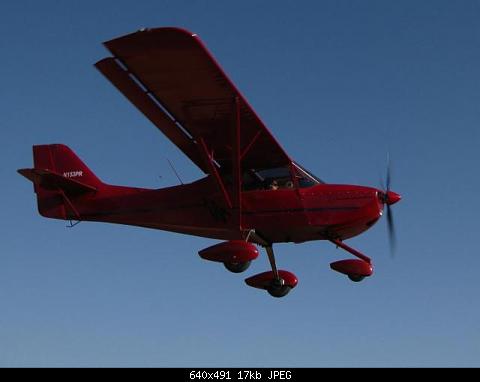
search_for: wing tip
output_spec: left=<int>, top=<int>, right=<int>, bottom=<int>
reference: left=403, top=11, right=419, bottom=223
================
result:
left=103, top=26, right=198, bottom=47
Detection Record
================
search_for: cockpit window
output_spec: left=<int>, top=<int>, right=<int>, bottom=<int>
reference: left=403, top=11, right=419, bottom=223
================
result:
left=292, top=162, right=324, bottom=188
left=230, top=163, right=322, bottom=191
left=242, top=166, right=294, bottom=191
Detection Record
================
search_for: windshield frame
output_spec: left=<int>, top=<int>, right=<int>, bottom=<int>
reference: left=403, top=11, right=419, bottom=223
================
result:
left=292, top=162, right=325, bottom=186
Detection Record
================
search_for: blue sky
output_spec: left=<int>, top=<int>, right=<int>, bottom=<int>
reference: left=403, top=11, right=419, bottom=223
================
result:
left=1, top=0, right=480, bottom=367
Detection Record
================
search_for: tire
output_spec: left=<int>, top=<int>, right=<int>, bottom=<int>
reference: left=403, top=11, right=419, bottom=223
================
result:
left=224, top=260, right=251, bottom=273
left=267, top=280, right=291, bottom=298
left=348, top=274, right=365, bottom=282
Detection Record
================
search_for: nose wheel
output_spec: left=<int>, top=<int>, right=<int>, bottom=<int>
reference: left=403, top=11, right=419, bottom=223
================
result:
left=329, top=239, right=373, bottom=282
left=347, top=275, right=365, bottom=282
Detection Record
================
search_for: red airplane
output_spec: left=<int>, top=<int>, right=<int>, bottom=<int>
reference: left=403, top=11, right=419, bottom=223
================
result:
left=18, top=27, right=401, bottom=298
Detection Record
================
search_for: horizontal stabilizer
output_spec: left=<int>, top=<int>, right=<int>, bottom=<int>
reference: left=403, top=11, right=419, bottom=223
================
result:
left=18, top=168, right=97, bottom=195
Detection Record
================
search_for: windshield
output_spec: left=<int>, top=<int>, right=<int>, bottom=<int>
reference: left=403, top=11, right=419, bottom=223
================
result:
left=292, top=162, right=324, bottom=187
left=239, top=163, right=323, bottom=191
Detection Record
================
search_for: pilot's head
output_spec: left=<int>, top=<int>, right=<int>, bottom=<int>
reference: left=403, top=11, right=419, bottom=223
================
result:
left=270, top=180, right=279, bottom=190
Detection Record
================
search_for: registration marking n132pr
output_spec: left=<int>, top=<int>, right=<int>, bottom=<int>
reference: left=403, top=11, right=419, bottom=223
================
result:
left=63, top=171, right=83, bottom=178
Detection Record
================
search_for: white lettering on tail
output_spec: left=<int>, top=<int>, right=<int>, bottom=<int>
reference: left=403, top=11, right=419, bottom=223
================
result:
left=63, top=171, right=83, bottom=178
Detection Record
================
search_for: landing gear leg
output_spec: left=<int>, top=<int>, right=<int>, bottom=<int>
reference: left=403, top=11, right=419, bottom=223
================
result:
left=265, top=246, right=291, bottom=298
left=265, top=246, right=281, bottom=282
left=329, top=239, right=372, bottom=264
left=244, top=237, right=298, bottom=297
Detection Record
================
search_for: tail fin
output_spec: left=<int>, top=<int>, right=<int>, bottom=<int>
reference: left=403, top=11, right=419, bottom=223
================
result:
left=31, top=144, right=101, bottom=186
left=18, top=144, right=102, bottom=220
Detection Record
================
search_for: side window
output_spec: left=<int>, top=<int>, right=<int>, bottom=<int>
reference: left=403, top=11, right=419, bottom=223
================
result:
left=242, top=166, right=294, bottom=191
left=241, top=170, right=263, bottom=191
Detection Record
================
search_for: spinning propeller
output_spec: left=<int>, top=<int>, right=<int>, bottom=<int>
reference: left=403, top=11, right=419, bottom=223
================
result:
left=379, top=155, right=401, bottom=256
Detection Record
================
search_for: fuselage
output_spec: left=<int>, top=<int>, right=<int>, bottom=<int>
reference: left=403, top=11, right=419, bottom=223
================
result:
left=76, top=175, right=384, bottom=245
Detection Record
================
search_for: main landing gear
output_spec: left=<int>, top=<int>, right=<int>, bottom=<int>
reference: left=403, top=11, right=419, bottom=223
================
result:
left=244, top=245, right=298, bottom=298
left=199, top=239, right=297, bottom=298
left=223, top=260, right=251, bottom=273
left=198, top=239, right=297, bottom=297
left=329, top=239, right=374, bottom=282
left=265, top=246, right=291, bottom=297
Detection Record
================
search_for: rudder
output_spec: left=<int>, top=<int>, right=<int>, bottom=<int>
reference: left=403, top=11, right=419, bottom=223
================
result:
left=20, top=144, right=102, bottom=220
left=33, top=144, right=101, bottom=187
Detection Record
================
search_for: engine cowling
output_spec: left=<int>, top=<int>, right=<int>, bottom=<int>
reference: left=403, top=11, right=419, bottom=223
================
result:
left=198, top=240, right=259, bottom=263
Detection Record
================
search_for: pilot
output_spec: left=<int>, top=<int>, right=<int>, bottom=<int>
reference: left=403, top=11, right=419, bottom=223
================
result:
left=269, top=180, right=279, bottom=190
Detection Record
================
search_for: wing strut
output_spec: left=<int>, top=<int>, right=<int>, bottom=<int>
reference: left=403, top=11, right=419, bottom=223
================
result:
left=197, top=138, right=232, bottom=210
left=232, top=97, right=242, bottom=229
left=196, top=97, right=242, bottom=230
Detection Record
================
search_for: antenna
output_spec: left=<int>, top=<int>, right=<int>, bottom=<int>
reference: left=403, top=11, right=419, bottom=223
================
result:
left=166, top=157, right=184, bottom=185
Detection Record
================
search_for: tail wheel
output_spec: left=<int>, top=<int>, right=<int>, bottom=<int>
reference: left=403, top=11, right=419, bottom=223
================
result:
left=224, top=260, right=251, bottom=273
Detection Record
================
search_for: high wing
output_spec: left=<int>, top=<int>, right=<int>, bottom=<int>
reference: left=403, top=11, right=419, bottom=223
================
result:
left=95, top=27, right=291, bottom=175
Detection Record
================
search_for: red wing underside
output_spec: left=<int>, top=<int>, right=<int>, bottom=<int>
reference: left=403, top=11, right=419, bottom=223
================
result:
left=95, top=27, right=291, bottom=174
